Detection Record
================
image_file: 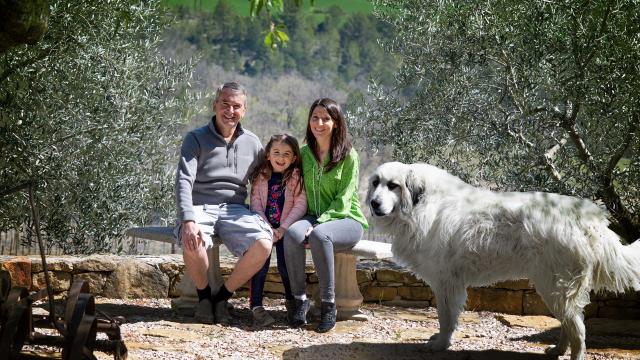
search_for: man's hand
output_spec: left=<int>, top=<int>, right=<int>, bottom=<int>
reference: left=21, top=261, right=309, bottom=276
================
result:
left=181, top=221, right=203, bottom=251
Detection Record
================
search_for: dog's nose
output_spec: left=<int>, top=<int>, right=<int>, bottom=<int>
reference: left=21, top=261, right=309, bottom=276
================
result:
left=370, top=199, right=380, bottom=210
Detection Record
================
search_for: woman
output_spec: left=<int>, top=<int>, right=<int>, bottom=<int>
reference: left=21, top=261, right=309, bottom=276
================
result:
left=284, top=98, right=368, bottom=332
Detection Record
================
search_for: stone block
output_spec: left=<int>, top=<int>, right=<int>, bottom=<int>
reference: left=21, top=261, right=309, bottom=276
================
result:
left=584, top=302, right=598, bottom=319
left=604, top=299, right=638, bottom=307
left=266, top=273, right=284, bottom=282
left=32, top=271, right=71, bottom=293
left=375, top=269, right=418, bottom=283
left=31, top=257, right=73, bottom=272
left=598, top=306, right=640, bottom=320
left=220, top=263, right=234, bottom=275
left=264, top=281, right=285, bottom=294
left=363, top=286, right=397, bottom=302
left=102, top=259, right=169, bottom=298
left=308, top=273, right=318, bottom=283
left=168, top=271, right=184, bottom=298
left=1, top=257, right=31, bottom=288
left=158, top=257, right=184, bottom=277
left=356, top=269, right=372, bottom=284
left=398, top=286, right=434, bottom=301
left=523, top=291, right=551, bottom=316
left=74, top=255, right=118, bottom=273
left=494, top=279, right=532, bottom=290
left=73, top=272, right=108, bottom=294
left=466, top=287, right=523, bottom=315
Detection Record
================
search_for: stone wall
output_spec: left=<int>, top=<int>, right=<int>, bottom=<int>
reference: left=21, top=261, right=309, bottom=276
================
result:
left=2, top=255, right=639, bottom=319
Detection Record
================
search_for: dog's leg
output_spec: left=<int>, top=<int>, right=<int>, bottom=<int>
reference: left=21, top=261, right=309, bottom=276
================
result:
left=563, top=307, right=587, bottom=360
left=426, top=283, right=467, bottom=352
left=534, top=280, right=587, bottom=360
left=535, top=289, right=569, bottom=356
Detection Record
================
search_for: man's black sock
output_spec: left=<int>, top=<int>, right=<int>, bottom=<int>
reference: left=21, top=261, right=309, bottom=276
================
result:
left=196, top=284, right=212, bottom=302
left=212, top=284, right=233, bottom=303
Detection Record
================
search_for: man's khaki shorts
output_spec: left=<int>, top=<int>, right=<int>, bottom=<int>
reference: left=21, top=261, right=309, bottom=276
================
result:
left=175, top=203, right=272, bottom=257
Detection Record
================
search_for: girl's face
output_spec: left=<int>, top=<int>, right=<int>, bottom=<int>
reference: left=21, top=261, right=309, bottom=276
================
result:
left=267, top=141, right=296, bottom=173
left=309, top=106, right=335, bottom=142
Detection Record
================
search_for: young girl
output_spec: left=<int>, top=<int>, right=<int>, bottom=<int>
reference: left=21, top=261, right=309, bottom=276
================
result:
left=249, top=133, right=307, bottom=327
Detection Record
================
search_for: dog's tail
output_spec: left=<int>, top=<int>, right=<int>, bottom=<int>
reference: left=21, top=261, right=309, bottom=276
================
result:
left=592, top=229, right=640, bottom=294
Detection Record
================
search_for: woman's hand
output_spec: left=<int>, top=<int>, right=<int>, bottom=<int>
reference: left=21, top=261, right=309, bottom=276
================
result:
left=304, top=225, right=314, bottom=238
left=181, top=221, right=203, bottom=251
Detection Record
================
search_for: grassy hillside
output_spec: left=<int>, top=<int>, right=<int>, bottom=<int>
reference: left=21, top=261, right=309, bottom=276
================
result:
left=161, top=0, right=372, bottom=15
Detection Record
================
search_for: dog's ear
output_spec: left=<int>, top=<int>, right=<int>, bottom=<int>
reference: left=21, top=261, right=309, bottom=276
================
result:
left=400, top=169, right=425, bottom=214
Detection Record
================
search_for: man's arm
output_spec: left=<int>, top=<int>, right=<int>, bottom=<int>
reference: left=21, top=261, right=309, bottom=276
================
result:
left=176, top=133, right=202, bottom=250
left=176, top=133, right=199, bottom=222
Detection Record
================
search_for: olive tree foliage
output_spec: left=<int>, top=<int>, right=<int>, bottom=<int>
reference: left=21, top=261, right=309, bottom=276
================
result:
left=0, top=0, right=198, bottom=253
left=352, top=0, right=640, bottom=241
left=249, top=0, right=314, bottom=48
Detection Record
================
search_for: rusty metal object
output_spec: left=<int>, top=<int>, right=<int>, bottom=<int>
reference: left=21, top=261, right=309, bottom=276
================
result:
left=0, top=182, right=128, bottom=359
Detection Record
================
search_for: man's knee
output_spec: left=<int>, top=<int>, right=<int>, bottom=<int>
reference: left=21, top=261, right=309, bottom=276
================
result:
left=252, top=238, right=272, bottom=258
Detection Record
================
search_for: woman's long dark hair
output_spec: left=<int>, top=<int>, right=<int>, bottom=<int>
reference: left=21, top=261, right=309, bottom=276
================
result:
left=250, top=133, right=304, bottom=196
left=304, top=98, right=352, bottom=173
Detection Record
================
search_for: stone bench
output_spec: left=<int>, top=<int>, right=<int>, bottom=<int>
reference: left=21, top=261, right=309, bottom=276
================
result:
left=125, top=226, right=393, bottom=321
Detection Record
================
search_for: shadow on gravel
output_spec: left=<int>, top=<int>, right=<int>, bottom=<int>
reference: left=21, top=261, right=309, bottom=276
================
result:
left=283, top=343, right=557, bottom=360
left=514, top=328, right=640, bottom=351
left=92, top=301, right=294, bottom=330
left=94, top=303, right=176, bottom=323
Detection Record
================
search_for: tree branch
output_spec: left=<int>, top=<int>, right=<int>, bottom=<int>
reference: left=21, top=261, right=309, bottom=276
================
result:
left=604, top=117, right=637, bottom=179
left=559, top=100, right=593, bottom=163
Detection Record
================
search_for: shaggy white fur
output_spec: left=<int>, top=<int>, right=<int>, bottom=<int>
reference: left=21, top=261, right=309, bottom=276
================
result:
left=367, top=162, right=640, bottom=360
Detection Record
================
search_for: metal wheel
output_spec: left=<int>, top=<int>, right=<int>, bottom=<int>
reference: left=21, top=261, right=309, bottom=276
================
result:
left=0, top=287, right=31, bottom=358
left=62, top=293, right=97, bottom=360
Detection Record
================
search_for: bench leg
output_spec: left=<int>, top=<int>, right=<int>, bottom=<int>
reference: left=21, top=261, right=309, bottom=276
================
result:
left=171, top=246, right=223, bottom=316
left=334, top=252, right=367, bottom=321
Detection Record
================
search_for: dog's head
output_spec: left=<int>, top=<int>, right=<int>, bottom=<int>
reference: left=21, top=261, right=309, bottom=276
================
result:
left=367, top=162, right=425, bottom=218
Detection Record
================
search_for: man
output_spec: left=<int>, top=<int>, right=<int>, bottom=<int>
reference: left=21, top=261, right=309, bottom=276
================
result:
left=175, top=82, right=273, bottom=324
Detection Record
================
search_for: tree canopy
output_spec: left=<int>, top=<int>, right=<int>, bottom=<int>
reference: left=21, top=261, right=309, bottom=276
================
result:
left=354, top=0, right=640, bottom=241
left=0, top=0, right=197, bottom=253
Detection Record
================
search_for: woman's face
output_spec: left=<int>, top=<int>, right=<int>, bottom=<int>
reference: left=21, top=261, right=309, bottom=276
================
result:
left=309, top=106, right=335, bottom=142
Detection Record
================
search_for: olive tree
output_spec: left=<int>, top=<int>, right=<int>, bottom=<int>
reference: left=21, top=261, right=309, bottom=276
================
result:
left=0, top=0, right=198, bottom=253
left=353, top=0, right=640, bottom=241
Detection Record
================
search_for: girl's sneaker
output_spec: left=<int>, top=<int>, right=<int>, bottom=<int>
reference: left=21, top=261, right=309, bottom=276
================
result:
left=291, top=298, right=310, bottom=328
left=252, top=306, right=276, bottom=327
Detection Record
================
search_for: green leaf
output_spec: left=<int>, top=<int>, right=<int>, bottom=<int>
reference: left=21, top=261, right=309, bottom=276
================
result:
left=275, top=29, right=289, bottom=43
left=264, top=32, right=274, bottom=48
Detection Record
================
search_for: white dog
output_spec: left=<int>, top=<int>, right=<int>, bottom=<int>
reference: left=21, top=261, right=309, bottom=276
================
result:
left=367, top=162, right=640, bottom=360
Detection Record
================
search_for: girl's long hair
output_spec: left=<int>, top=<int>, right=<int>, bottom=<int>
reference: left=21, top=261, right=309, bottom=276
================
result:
left=304, top=98, right=352, bottom=172
left=250, top=133, right=303, bottom=196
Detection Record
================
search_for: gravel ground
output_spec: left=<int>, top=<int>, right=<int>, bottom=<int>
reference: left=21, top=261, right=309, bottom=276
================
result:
left=26, top=297, right=640, bottom=360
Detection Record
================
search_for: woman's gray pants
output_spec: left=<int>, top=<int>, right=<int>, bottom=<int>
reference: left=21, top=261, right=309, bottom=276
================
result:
left=284, top=215, right=364, bottom=302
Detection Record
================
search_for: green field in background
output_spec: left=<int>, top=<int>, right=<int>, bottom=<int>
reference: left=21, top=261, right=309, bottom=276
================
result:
left=161, top=0, right=372, bottom=15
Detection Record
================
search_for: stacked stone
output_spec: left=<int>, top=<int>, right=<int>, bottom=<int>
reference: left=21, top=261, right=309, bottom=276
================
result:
left=1, top=255, right=639, bottom=319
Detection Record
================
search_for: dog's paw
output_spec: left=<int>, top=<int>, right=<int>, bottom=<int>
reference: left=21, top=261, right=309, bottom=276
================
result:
left=424, top=333, right=451, bottom=352
left=545, top=345, right=566, bottom=356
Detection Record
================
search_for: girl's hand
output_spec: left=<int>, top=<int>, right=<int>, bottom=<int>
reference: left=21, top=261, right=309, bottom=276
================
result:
left=272, top=228, right=283, bottom=242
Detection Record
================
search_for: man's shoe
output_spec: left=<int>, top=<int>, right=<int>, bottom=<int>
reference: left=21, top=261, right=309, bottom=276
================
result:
left=251, top=306, right=276, bottom=327
left=317, top=301, right=336, bottom=333
left=290, top=298, right=310, bottom=328
left=193, top=299, right=214, bottom=324
left=213, top=300, right=232, bottom=325
left=285, top=299, right=296, bottom=325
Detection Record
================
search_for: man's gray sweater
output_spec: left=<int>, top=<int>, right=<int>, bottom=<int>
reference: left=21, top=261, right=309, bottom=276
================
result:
left=175, top=118, right=263, bottom=222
